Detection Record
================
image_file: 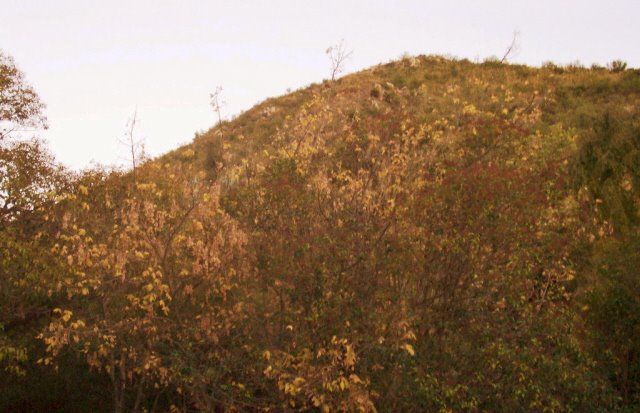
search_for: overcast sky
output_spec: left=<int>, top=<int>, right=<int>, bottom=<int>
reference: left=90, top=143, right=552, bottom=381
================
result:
left=2, top=0, right=639, bottom=169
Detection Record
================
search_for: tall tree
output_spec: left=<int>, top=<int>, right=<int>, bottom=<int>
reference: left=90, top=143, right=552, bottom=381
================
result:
left=0, top=51, right=66, bottom=379
left=0, top=50, right=47, bottom=140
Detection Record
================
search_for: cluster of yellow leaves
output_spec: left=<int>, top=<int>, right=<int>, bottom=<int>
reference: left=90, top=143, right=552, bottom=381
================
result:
left=263, top=336, right=375, bottom=412
left=38, top=160, right=251, bottom=410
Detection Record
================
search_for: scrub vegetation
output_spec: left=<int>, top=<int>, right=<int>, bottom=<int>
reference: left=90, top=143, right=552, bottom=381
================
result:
left=2, top=51, right=640, bottom=412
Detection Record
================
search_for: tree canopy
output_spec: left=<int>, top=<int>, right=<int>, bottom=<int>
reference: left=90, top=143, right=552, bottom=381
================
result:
left=0, top=51, right=47, bottom=140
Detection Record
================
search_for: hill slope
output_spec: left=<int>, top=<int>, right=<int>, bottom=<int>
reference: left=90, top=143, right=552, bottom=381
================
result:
left=3, top=56, right=640, bottom=412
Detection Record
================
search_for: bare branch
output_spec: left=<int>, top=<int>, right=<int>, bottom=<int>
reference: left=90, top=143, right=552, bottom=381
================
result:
left=500, top=31, right=520, bottom=64
left=210, top=86, right=225, bottom=127
left=118, top=109, right=145, bottom=182
left=326, top=39, right=353, bottom=81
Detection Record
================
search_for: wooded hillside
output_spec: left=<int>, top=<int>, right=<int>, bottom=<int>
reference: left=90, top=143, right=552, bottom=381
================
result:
left=2, top=53, right=640, bottom=412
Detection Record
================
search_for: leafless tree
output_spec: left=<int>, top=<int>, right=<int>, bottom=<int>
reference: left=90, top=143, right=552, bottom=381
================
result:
left=210, top=86, right=225, bottom=127
left=118, top=109, right=145, bottom=182
left=326, top=39, right=353, bottom=81
left=500, top=31, right=520, bottom=64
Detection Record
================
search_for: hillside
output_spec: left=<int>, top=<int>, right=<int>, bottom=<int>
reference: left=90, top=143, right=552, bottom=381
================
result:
left=2, top=55, right=640, bottom=412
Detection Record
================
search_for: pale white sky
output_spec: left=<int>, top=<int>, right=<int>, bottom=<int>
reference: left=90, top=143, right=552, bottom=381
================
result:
left=2, top=0, right=639, bottom=169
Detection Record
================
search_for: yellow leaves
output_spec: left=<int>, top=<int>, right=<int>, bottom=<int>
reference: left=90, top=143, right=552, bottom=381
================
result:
left=462, top=103, right=478, bottom=115
left=565, top=268, right=576, bottom=282
left=621, top=174, right=634, bottom=192
left=34, top=156, right=252, bottom=394
left=262, top=350, right=271, bottom=361
left=136, top=183, right=152, bottom=191
left=78, top=185, right=89, bottom=195
left=143, top=354, right=161, bottom=371
left=52, top=308, right=73, bottom=323
left=402, top=330, right=417, bottom=341
left=282, top=377, right=306, bottom=396
left=97, top=345, right=109, bottom=358
left=312, top=395, right=323, bottom=407
left=37, top=355, right=56, bottom=367
left=70, top=320, right=85, bottom=329
left=338, top=376, right=349, bottom=391
left=368, top=133, right=380, bottom=145
left=181, top=148, right=195, bottom=159
left=402, top=343, right=415, bottom=356
left=61, top=310, right=73, bottom=323
left=344, top=344, right=356, bottom=367
left=158, top=299, right=170, bottom=315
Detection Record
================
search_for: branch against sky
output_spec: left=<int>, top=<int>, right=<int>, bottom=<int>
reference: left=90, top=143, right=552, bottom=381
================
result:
left=326, top=39, right=353, bottom=81
left=210, top=86, right=225, bottom=127
left=117, top=109, right=145, bottom=179
left=500, top=30, right=520, bottom=63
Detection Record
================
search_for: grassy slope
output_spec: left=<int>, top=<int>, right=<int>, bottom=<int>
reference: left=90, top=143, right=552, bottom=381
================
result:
left=163, top=55, right=639, bottom=179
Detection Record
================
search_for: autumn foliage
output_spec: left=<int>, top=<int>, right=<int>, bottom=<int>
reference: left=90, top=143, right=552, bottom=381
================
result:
left=2, top=53, right=640, bottom=412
